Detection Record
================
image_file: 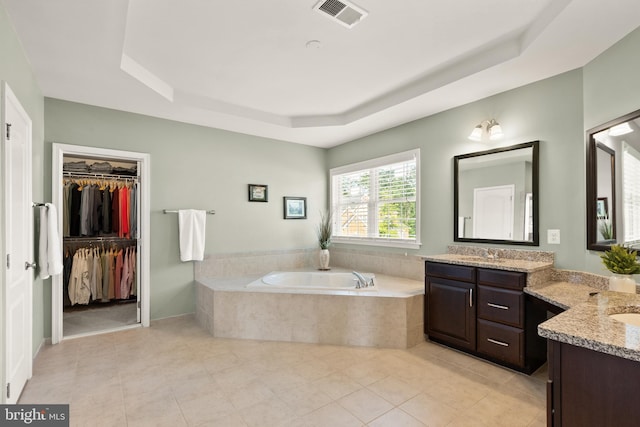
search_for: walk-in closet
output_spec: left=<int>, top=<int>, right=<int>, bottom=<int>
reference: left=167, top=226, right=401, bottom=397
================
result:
left=51, top=144, right=150, bottom=343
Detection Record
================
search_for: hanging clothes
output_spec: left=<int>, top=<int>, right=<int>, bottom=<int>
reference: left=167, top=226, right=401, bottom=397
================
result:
left=118, top=186, right=130, bottom=239
left=68, top=249, right=91, bottom=305
left=130, top=183, right=137, bottom=239
left=62, top=244, right=137, bottom=305
left=69, top=182, right=81, bottom=237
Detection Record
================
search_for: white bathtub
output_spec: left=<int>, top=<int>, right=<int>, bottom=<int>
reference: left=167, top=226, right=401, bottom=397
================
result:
left=247, top=271, right=376, bottom=291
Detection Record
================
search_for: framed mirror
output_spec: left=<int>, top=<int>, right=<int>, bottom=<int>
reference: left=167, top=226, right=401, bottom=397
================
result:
left=454, top=141, right=539, bottom=246
left=587, top=109, right=640, bottom=251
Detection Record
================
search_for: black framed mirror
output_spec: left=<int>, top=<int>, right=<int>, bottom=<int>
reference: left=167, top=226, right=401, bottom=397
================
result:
left=587, top=109, right=640, bottom=251
left=454, top=141, right=539, bottom=246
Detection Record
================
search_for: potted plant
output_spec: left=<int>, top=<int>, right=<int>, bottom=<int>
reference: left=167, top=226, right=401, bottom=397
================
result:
left=601, top=244, right=640, bottom=293
left=317, top=210, right=332, bottom=270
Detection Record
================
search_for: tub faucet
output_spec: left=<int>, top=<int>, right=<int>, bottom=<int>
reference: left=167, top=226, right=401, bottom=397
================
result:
left=352, top=271, right=374, bottom=288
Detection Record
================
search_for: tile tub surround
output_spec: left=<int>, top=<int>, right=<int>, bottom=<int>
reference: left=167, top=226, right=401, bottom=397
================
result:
left=194, top=247, right=426, bottom=282
left=538, top=291, right=640, bottom=363
left=195, top=274, right=424, bottom=349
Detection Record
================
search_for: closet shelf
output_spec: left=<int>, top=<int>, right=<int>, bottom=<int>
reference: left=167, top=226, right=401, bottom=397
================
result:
left=63, top=171, right=138, bottom=181
left=64, top=236, right=137, bottom=242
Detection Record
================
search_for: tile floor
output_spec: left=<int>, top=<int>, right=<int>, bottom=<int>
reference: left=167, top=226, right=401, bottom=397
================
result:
left=20, top=315, right=547, bottom=426
left=63, top=302, right=138, bottom=337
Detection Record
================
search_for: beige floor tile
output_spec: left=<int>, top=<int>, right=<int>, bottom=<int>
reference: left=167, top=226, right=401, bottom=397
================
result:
left=301, top=402, right=363, bottom=427
left=176, top=390, right=236, bottom=426
left=226, top=380, right=276, bottom=410
left=124, top=388, right=183, bottom=423
left=288, top=359, right=335, bottom=381
left=201, top=351, right=242, bottom=374
left=313, top=372, right=363, bottom=400
left=240, top=396, right=298, bottom=427
left=399, top=393, right=458, bottom=426
left=126, top=411, right=188, bottom=427
left=368, top=376, right=421, bottom=406
left=338, top=388, right=394, bottom=423
left=464, top=389, right=542, bottom=427
left=445, top=414, right=491, bottom=427
left=69, top=407, right=127, bottom=427
left=367, top=408, right=426, bottom=427
left=502, top=370, right=547, bottom=403
left=342, top=360, right=391, bottom=386
left=276, top=383, right=334, bottom=417
left=22, top=316, right=551, bottom=427
left=212, top=365, right=260, bottom=392
left=421, top=369, right=493, bottom=410
left=195, top=412, right=249, bottom=427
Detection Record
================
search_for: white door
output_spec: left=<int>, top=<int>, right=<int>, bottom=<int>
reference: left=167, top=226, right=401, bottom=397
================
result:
left=2, top=82, right=33, bottom=404
left=473, top=185, right=514, bottom=240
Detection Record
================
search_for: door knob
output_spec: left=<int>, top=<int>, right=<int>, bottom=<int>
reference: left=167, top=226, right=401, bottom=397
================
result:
left=25, top=262, right=36, bottom=270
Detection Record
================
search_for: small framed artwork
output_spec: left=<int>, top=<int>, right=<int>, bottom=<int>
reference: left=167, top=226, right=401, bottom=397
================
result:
left=283, top=197, right=307, bottom=219
left=597, top=197, right=608, bottom=218
left=248, top=184, right=268, bottom=202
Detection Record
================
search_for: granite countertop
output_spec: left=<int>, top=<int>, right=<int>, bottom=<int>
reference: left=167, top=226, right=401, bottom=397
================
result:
left=424, top=253, right=553, bottom=273
left=524, top=280, right=601, bottom=310
left=538, top=290, right=640, bottom=362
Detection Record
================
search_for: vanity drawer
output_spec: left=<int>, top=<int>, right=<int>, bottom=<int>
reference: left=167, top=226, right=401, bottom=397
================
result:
left=426, top=262, right=475, bottom=283
left=477, top=319, right=524, bottom=367
left=478, top=268, right=525, bottom=290
left=477, top=285, right=524, bottom=327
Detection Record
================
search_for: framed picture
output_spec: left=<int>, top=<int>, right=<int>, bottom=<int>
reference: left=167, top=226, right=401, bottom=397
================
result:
left=283, top=197, right=307, bottom=219
left=597, top=197, right=608, bottom=218
left=248, top=184, right=268, bottom=202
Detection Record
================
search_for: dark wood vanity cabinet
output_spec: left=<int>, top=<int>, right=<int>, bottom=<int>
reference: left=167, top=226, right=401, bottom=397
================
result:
left=425, top=263, right=476, bottom=351
left=425, top=261, right=547, bottom=373
left=548, top=340, right=640, bottom=427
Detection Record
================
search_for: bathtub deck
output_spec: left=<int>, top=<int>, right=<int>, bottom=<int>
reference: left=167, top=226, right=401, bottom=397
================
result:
left=195, top=274, right=424, bottom=349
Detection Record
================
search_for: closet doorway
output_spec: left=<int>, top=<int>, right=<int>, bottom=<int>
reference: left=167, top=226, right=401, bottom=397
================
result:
left=51, top=144, right=150, bottom=344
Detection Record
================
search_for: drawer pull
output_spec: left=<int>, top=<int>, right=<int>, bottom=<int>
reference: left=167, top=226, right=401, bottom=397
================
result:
left=469, top=289, right=473, bottom=307
left=487, top=338, right=509, bottom=347
left=487, top=302, right=509, bottom=310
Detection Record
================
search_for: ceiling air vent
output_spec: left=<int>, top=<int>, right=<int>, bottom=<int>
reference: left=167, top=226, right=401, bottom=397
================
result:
left=313, top=0, right=368, bottom=29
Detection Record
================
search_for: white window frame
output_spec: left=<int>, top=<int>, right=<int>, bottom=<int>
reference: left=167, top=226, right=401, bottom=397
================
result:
left=622, top=142, right=640, bottom=245
left=330, top=149, right=421, bottom=249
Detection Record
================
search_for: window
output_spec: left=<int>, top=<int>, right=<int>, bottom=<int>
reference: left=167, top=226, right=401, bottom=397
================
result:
left=330, top=149, right=420, bottom=248
left=623, top=142, right=640, bottom=244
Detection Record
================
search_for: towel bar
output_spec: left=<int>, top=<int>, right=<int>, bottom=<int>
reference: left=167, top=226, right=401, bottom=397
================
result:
left=163, top=209, right=215, bottom=215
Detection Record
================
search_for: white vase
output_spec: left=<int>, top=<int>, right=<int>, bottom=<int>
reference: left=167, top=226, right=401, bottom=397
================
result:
left=609, top=274, right=637, bottom=294
left=319, top=249, right=330, bottom=270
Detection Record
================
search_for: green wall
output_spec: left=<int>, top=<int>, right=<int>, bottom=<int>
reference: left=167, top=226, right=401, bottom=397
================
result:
left=583, top=26, right=640, bottom=130
left=44, top=99, right=327, bottom=326
left=0, top=5, right=45, bottom=357
left=328, top=70, right=586, bottom=270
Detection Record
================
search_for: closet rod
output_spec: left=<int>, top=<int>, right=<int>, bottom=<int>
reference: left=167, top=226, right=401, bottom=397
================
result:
left=64, top=237, right=137, bottom=242
left=163, top=209, right=216, bottom=215
left=63, top=171, right=138, bottom=181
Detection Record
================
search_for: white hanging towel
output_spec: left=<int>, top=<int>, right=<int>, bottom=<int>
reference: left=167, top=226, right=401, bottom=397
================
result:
left=38, top=203, right=63, bottom=279
left=178, top=209, right=206, bottom=262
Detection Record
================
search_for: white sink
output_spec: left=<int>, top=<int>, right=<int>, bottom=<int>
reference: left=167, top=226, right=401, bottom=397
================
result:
left=609, top=313, right=640, bottom=327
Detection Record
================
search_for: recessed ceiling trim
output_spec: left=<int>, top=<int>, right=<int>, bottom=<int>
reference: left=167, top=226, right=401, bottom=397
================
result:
left=120, top=53, right=174, bottom=102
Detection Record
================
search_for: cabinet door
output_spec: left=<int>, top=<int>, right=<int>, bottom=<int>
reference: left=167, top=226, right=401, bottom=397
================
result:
left=426, top=277, right=476, bottom=350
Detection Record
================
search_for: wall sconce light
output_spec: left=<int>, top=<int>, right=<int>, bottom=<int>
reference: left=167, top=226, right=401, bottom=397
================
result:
left=468, top=119, right=504, bottom=141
